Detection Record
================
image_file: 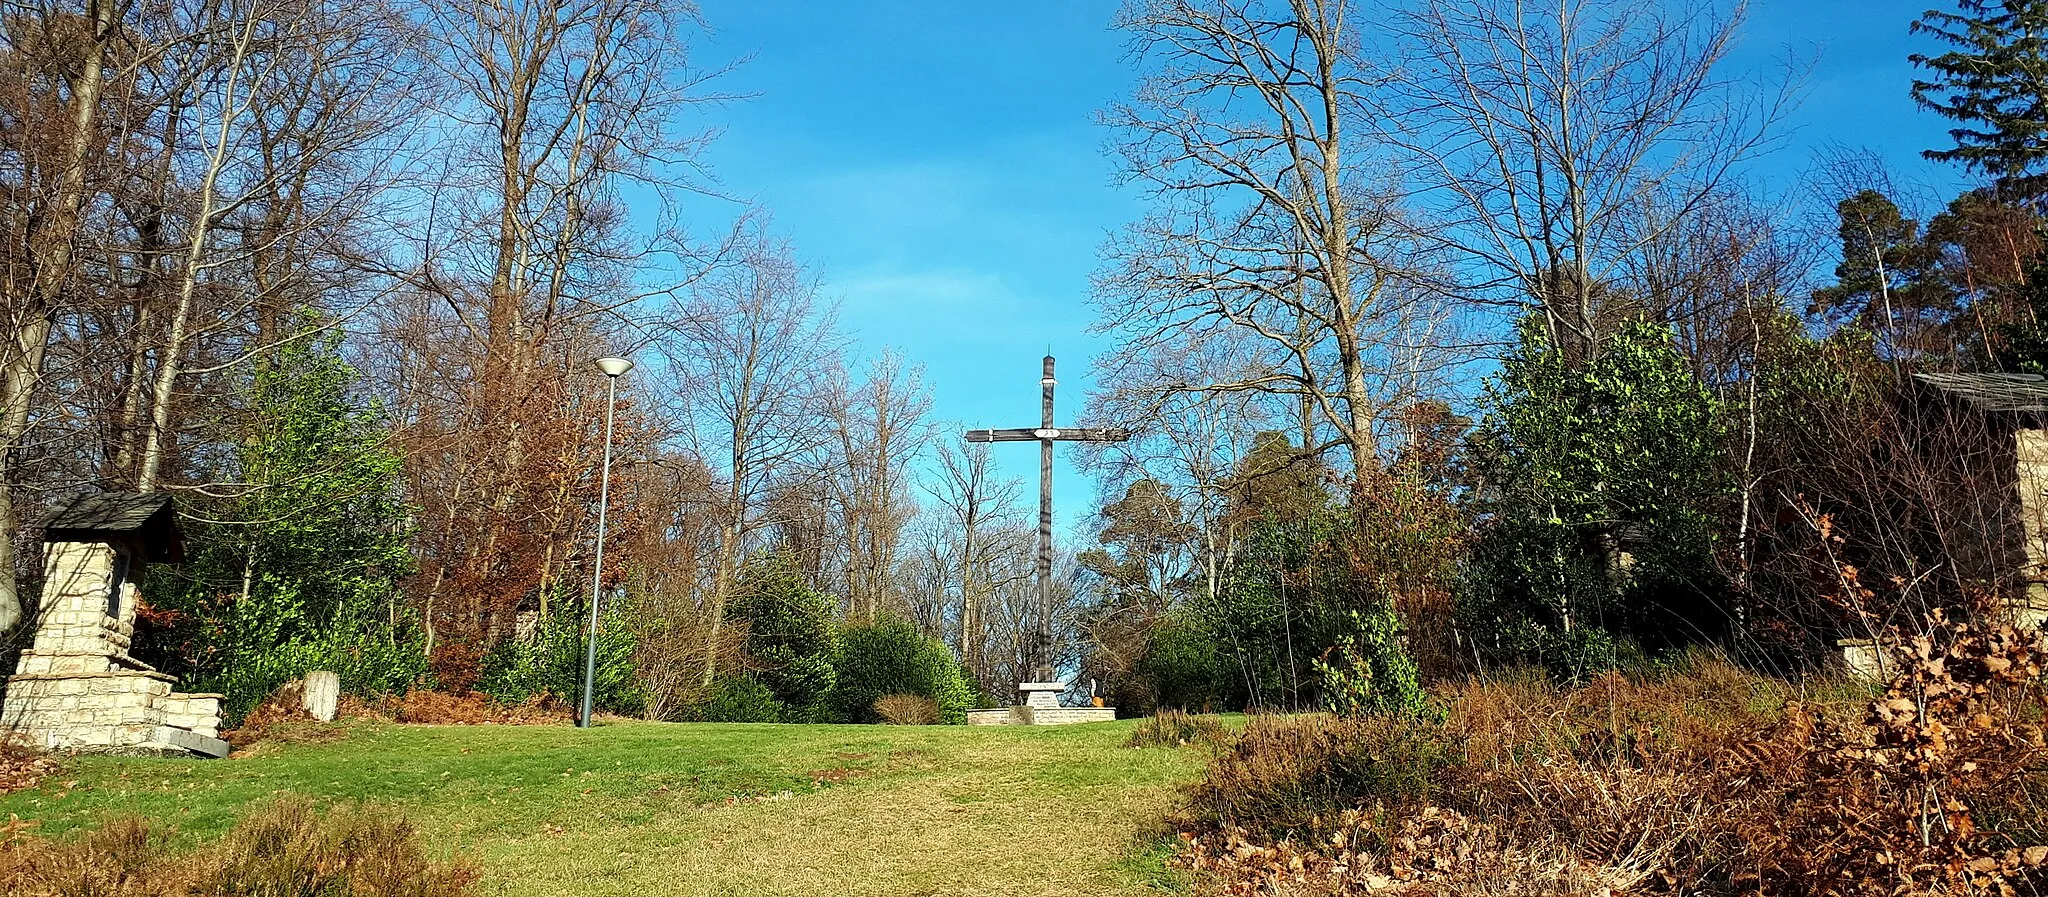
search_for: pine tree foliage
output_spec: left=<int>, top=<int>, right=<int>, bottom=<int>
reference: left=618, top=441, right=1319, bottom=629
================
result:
left=1809, top=190, right=1959, bottom=358
left=1912, top=0, right=2048, bottom=200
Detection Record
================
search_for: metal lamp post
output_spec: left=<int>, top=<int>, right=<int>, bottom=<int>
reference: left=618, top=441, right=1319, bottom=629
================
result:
left=580, top=355, right=633, bottom=728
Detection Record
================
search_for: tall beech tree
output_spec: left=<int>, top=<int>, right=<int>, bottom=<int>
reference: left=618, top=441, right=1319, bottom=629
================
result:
left=664, top=229, right=844, bottom=688
left=0, top=0, right=123, bottom=629
left=1386, top=0, right=1784, bottom=359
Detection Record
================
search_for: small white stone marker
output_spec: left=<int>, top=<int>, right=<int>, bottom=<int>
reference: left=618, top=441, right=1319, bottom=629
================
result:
left=301, top=670, right=340, bottom=722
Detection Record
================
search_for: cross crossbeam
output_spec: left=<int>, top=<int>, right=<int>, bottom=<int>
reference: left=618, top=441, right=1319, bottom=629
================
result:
left=964, top=427, right=1131, bottom=443
left=965, top=355, right=1129, bottom=681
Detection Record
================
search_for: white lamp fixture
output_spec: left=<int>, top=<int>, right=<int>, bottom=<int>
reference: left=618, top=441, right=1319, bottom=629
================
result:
left=595, top=356, right=634, bottom=378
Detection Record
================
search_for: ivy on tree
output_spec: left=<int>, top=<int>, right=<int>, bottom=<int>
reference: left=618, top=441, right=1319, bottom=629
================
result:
left=1464, top=316, right=1729, bottom=680
left=148, top=328, right=419, bottom=719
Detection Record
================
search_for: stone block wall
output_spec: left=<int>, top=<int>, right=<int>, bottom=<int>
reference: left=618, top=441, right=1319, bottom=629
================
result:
left=159, top=693, right=224, bottom=736
left=19, top=541, right=144, bottom=674
left=1029, top=707, right=1117, bottom=725
left=1, top=670, right=221, bottom=752
left=965, top=705, right=1118, bottom=726
left=2018, top=429, right=2048, bottom=623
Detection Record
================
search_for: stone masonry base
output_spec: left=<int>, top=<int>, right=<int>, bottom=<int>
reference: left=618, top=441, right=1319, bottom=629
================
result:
left=2, top=669, right=226, bottom=757
left=966, top=706, right=1118, bottom=726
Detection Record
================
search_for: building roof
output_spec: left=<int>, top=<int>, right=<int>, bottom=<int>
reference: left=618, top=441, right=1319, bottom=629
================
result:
left=44, top=493, right=183, bottom=560
left=1913, top=372, right=2048, bottom=413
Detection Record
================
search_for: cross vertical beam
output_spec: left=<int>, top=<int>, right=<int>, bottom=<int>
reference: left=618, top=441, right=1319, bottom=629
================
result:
left=1037, top=355, right=1054, bottom=676
left=966, top=355, right=1130, bottom=682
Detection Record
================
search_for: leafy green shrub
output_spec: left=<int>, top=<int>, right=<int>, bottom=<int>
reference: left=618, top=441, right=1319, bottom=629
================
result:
left=1313, top=607, right=1428, bottom=717
left=873, top=693, right=940, bottom=725
left=201, top=618, right=430, bottom=724
left=1462, top=316, right=1729, bottom=681
left=143, top=331, right=422, bottom=722
left=1126, top=708, right=1231, bottom=749
left=830, top=616, right=972, bottom=724
left=1135, top=611, right=1233, bottom=713
left=477, top=600, right=643, bottom=717
left=694, top=675, right=785, bottom=722
left=727, top=553, right=838, bottom=717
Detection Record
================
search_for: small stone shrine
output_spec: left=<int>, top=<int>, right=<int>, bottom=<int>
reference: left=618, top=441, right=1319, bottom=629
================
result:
left=1, top=493, right=227, bottom=757
left=1837, top=374, right=2048, bottom=678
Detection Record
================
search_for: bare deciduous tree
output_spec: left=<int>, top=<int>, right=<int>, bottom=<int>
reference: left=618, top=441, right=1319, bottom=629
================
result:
left=1097, top=0, right=1461, bottom=482
left=922, top=435, right=1025, bottom=690
left=0, top=0, right=125, bottom=628
left=665, top=227, right=844, bottom=687
left=823, top=350, right=931, bottom=620
left=1384, top=0, right=1791, bottom=357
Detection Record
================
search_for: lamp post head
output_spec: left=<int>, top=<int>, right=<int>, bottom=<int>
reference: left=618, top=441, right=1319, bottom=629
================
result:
left=595, top=356, right=634, bottom=378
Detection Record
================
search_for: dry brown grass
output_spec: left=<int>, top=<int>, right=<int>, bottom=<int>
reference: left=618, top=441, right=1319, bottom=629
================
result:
left=1126, top=709, right=1231, bottom=750
left=0, top=738, right=58, bottom=797
left=0, top=797, right=478, bottom=896
left=222, top=681, right=349, bottom=750
left=1184, top=712, right=1446, bottom=839
left=226, top=688, right=572, bottom=753
left=873, top=694, right=940, bottom=725
left=379, top=690, right=572, bottom=725
left=1174, top=640, right=2048, bottom=896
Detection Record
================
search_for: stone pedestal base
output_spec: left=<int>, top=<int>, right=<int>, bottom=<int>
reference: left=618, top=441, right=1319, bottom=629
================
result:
left=2, top=668, right=226, bottom=757
left=1836, top=638, right=1888, bottom=682
left=967, top=681, right=1116, bottom=725
left=965, top=705, right=1118, bottom=726
left=1019, top=681, right=1065, bottom=709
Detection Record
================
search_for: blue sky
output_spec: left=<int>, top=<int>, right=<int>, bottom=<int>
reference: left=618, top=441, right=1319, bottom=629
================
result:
left=677, top=0, right=1972, bottom=538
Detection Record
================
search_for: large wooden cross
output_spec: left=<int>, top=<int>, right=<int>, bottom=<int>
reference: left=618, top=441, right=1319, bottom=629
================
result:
left=966, top=355, right=1129, bottom=680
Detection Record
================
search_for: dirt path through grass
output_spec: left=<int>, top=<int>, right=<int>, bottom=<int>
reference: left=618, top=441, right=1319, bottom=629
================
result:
left=0, top=719, right=1203, bottom=896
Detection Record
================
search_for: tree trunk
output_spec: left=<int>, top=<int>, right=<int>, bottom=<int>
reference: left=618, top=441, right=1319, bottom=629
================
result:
left=0, top=0, right=119, bottom=630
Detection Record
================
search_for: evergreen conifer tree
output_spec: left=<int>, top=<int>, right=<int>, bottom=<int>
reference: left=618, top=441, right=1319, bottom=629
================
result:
left=1911, top=1, right=2048, bottom=201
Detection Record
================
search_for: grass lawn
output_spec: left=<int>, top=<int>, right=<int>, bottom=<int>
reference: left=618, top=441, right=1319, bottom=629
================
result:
left=0, top=718, right=1206, bottom=896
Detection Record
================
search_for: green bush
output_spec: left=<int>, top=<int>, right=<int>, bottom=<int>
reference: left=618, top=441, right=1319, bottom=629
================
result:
left=830, top=617, right=972, bottom=724
left=1139, top=611, right=1233, bottom=712
left=145, top=331, right=421, bottom=723
left=205, top=619, right=428, bottom=722
left=1312, top=607, right=1428, bottom=718
left=477, top=600, right=643, bottom=716
left=727, top=553, right=838, bottom=717
left=694, top=675, right=785, bottom=722
left=1462, top=316, right=1729, bottom=680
